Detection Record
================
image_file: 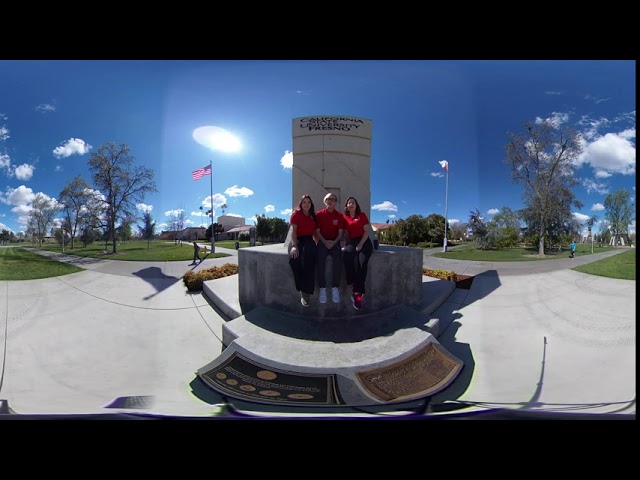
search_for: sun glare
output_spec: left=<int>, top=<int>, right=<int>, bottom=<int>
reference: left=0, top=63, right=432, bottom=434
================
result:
left=193, top=126, right=242, bottom=153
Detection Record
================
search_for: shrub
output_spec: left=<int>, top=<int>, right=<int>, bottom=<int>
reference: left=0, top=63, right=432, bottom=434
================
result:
left=183, top=263, right=239, bottom=292
left=423, top=268, right=459, bottom=282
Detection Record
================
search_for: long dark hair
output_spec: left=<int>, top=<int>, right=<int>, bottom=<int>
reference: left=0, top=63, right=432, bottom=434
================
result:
left=296, top=194, right=316, bottom=222
left=344, top=196, right=361, bottom=217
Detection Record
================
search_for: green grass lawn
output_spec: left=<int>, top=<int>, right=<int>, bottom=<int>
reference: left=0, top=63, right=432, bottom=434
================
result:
left=573, top=248, right=635, bottom=280
left=432, top=243, right=615, bottom=261
left=25, top=240, right=231, bottom=261
left=0, top=247, right=84, bottom=280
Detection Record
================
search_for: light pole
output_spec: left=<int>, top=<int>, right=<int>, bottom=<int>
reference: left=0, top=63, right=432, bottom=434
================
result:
left=439, top=160, right=449, bottom=252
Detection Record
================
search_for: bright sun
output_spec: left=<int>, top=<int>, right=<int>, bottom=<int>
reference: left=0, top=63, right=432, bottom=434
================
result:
left=193, top=126, right=242, bottom=153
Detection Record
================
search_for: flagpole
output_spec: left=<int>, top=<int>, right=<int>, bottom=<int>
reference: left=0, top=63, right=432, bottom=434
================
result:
left=443, top=166, right=448, bottom=253
left=210, top=159, right=215, bottom=254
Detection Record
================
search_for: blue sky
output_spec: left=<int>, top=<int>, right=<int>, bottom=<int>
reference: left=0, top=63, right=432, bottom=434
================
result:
left=0, top=60, right=635, bottom=236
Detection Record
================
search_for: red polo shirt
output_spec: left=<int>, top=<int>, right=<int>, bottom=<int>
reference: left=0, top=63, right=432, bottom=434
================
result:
left=290, top=209, right=316, bottom=237
left=316, top=208, right=346, bottom=240
left=343, top=211, right=369, bottom=239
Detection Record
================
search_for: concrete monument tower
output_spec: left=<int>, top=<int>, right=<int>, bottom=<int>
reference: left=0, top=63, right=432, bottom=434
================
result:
left=197, top=116, right=463, bottom=409
left=292, top=116, right=372, bottom=217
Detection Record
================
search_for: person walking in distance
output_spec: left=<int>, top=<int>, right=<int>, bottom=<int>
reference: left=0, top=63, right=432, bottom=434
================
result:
left=289, top=194, right=318, bottom=307
left=315, top=193, right=347, bottom=304
left=570, top=240, right=576, bottom=259
left=192, top=241, right=202, bottom=264
left=341, top=196, right=374, bottom=310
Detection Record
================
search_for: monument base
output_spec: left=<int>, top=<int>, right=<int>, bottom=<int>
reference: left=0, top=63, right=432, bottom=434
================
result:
left=238, top=244, right=423, bottom=319
left=197, top=305, right=463, bottom=407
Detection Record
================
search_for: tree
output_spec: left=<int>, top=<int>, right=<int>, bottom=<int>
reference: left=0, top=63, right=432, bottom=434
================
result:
left=88, top=142, right=157, bottom=254
left=139, top=211, right=156, bottom=249
left=604, top=189, right=634, bottom=246
left=268, top=217, right=289, bottom=242
left=29, top=193, right=59, bottom=247
left=504, top=120, right=583, bottom=255
left=59, top=176, right=92, bottom=250
left=255, top=214, right=271, bottom=244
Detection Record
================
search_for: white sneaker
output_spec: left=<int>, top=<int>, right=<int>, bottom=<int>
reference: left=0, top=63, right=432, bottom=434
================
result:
left=319, top=287, right=327, bottom=304
left=331, top=287, right=340, bottom=303
left=300, top=292, right=310, bottom=307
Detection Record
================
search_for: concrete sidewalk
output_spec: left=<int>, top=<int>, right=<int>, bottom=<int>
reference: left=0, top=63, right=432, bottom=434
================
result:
left=0, top=246, right=634, bottom=417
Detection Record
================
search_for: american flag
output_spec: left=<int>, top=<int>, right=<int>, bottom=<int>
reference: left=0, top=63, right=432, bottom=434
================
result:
left=192, top=164, right=211, bottom=181
left=439, top=160, right=448, bottom=172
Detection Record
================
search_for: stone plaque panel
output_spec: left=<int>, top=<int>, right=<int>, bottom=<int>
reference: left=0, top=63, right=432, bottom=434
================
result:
left=356, top=342, right=462, bottom=402
left=202, top=352, right=343, bottom=405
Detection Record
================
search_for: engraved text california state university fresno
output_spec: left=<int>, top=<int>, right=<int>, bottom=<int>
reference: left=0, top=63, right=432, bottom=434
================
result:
left=300, top=117, right=364, bottom=131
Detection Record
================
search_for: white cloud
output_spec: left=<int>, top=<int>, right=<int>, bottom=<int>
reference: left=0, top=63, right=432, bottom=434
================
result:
left=52, top=138, right=92, bottom=159
left=545, top=91, right=563, bottom=96
left=225, top=213, right=243, bottom=218
left=578, top=115, right=610, bottom=140
left=281, top=208, right=292, bottom=216
left=584, top=94, right=611, bottom=104
left=54, top=165, right=63, bottom=172
left=225, top=185, right=254, bottom=197
left=157, top=223, right=168, bottom=230
left=449, top=219, right=460, bottom=225
left=0, top=153, right=10, bottom=170
left=487, top=208, right=499, bottom=215
left=249, top=215, right=258, bottom=224
left=388, top=214, right=396, bottom=219
left=36, top=103, right=56, bottom=113
left=203, top=194, right=227, bottom=209
left=573, top=212, right=590, bottom=222
left=582, top=179, right=610, bottom=195
left=535, top=111, right=569, bottom=128
left=165, top=209, right=185, bottom=217
left=136, top=203, right=153, bottom=213
left=280, top=150, right=293, bottom=169
left=372, top=201, right=398, bottom=212
left=2, top=185, right=35, bottom=206
left=264, top=204, right=275, bottom=213
left=594, top=170, right=612, bottom=178
left=14, top=164, right=34, bottom=181
left=430, top=171, right=444, bottom=178
left=0, top=222, right=11, bottom=232
left=591, top=203, right=605, bottom=211
left=577, top=131, right=636, bottom=175
left=0, top=126, right=9, bottom=141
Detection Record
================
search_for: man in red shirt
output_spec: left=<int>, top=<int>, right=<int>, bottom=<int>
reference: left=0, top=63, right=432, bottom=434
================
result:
left=315, top=193, right=347, bottom=303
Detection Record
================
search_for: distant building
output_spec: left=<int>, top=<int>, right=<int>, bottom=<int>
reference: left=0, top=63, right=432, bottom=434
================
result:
left=217, top=215, right=247, bottom=240
left=370, top=223, right=394, bottom=238
left=182, top=227, right=206, bottom=240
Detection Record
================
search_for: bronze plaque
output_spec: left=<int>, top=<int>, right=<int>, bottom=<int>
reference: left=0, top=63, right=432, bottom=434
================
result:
left=356, top=342, right=462, bottom=402
left=202, top=352, right=342, bottom=405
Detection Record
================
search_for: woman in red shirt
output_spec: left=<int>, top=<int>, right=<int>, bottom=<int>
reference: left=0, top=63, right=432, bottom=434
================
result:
left=289, top=194, right=318, bottom=307
left=340, top=196, right=374, bottom=310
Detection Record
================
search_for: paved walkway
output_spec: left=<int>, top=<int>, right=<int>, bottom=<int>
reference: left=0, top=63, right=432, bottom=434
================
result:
left=0, top=245, right=635, bottom=418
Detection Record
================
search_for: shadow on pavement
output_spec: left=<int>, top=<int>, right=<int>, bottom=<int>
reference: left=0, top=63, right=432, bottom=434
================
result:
left=132, top=267, right=180, bottom=300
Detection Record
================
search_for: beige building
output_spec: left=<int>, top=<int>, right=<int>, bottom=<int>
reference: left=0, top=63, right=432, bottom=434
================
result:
left=292, top=116, right=372, bottom=217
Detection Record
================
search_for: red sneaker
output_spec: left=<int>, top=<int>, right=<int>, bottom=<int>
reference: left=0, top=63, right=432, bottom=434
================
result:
left=352, top=292, right=363, bottom=310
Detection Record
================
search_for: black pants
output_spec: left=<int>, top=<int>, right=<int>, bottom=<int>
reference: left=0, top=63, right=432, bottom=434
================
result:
left=343, top=236, right=373, bottom=294
left=316, top=241, right=342, bottom=288
left=289, top=236, right=317, bottom=295
left=194, top=250, right=201, bottom=262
